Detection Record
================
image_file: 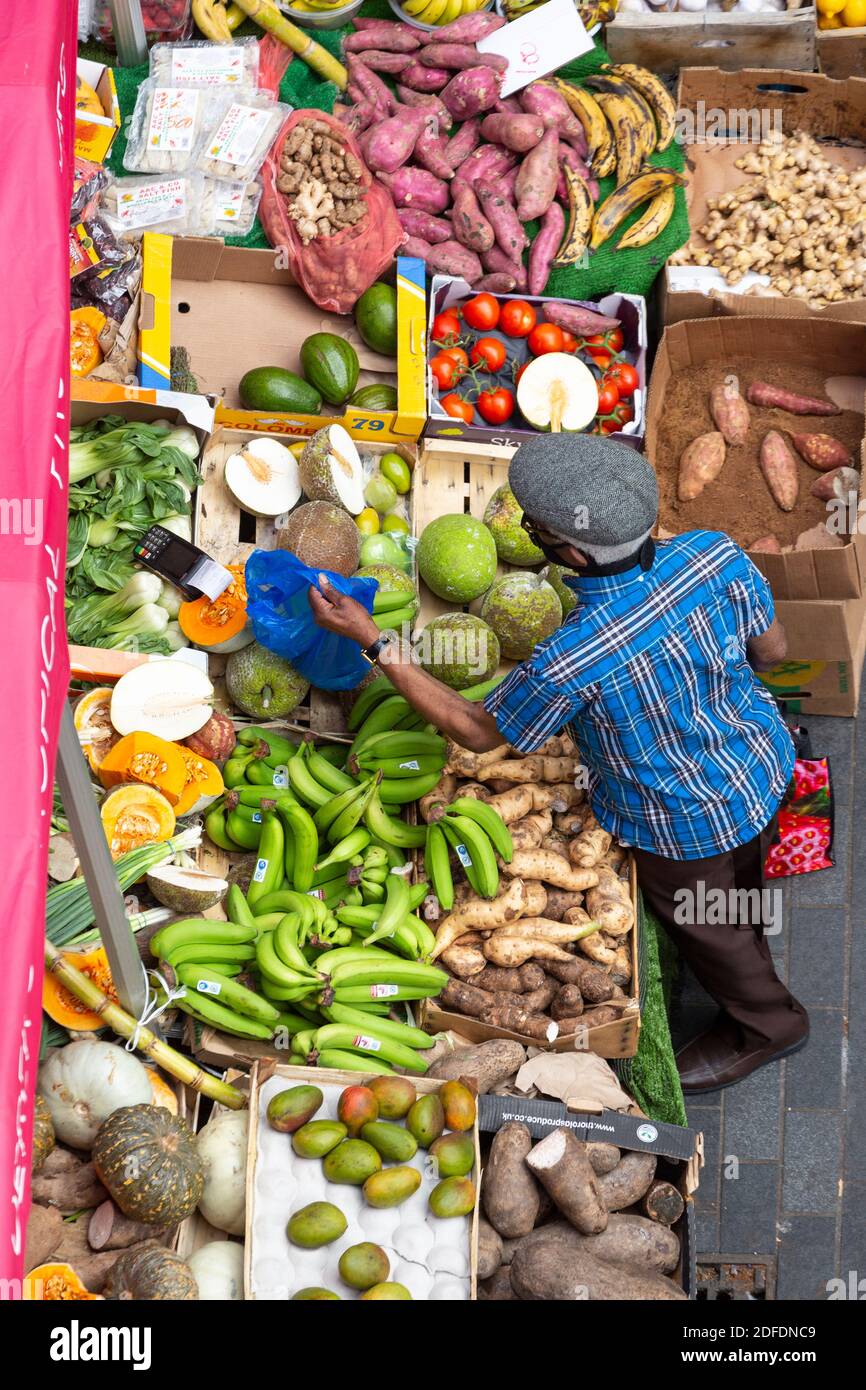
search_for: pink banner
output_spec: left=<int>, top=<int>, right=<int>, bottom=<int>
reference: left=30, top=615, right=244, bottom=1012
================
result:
left=0, top=1, right=75, bottom=1289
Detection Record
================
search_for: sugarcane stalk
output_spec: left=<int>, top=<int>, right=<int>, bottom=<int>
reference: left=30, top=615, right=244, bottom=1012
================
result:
left=229, top=0, right=348, bottom=89
left=225, top=2, right=246, bottom=26
left=43, top=940, right=246, bottom=1111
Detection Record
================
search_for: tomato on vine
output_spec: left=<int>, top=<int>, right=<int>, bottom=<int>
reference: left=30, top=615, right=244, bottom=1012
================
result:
left=463, top=293, right=500, bottom=332
left=470, top=337, right=507, bottom=372
left=440, top=393, right=474, bottom=423
left=477, top=387, right=515, bottom=425
left=560, top=330, right=578, bottom=354
left=430, top=352, right=465, bottom=390
left=499, top=299, right=536, bottom=338
left=585, top=328, right=623, bottom=353
left=528, top=323, right=564, bottom=357
left=596, top=381, right=619, bottom=415
left=605, top=361, right=639, bottom=399
left=432, top=309, right=461, bottom=344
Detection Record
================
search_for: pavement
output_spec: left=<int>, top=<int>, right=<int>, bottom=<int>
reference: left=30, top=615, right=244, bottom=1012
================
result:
left=667, top=697, right=863, bottom=1302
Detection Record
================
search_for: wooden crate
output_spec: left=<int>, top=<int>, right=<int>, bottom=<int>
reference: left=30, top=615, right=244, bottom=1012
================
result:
left=818, top=27, right=866, bottom=79
left=605, top=6, right=816, bottom=79
left=421, top=858, right=641, bottom=1059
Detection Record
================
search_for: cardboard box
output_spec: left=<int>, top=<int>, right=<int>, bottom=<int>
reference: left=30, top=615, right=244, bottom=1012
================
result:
left=606, top=7, right=815, bottom=81
left=70, top=379, right=214, bottom=440
left=758, top=593, right=866, bottom=716
left=424, top=278, right=647, bottom=448
left=818, top=26, right=866, bottom=81
left=661, top=68, right=866, bottom=328
left=75, top=59, right=121, bottom=165
left=646, top=316, right=866, bottom=601
left=165, top=240, right=425, bottom=442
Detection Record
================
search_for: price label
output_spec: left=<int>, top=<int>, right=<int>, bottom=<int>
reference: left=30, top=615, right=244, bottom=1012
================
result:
left=455, top=843, right=473, bottom=869
left=399, top=760, right=420, bottom=772
left=271, top=764, right=289, bottom=788
left=369, top=984, right=399, bottom=998
left=352, top=1035, right=381, bottom=1051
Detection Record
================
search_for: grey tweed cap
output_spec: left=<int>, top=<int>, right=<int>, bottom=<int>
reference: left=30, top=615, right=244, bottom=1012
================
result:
left=508, top=434, right=659, bottom=562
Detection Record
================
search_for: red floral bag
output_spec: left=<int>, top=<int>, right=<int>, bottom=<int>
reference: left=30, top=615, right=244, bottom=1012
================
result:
left=764, top=758, right=834, bottom=878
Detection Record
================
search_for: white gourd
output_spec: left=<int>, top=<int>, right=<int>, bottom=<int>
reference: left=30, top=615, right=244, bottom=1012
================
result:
left=189, top=1241, right=245, bottom=1300
left=38, top=1040, right=152, bottom=1149
left=196, top=1108, right=248, bottom=1235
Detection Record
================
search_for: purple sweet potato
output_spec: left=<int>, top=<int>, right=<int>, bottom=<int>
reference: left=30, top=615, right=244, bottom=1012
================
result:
left=377, top=166, right=450, bottom=215
left=515, top=128, right=559, bottom=221
left=492, top=94, right=522, bottom=116
left=401, top=235, right=434, bottom=260
left=444, top=117, right=482, bottom=169
left=400, top=61, right=450, bottom=93
left=477, top=272, right=517, bottom=293
left=364, top=106, right=429, bottom=174
left=420, top=43, right=508, bottom=72
left=398, top=207, right=453, bottom=244
left=459, top=142, right=517, bottom=188
left=335, top=101, right=378, bottom=134
left=543, top=302, right=620, bottom=335
left=746, top=382, right=841, bottom=415
left=559, top=124, right=589, bottom=160
left=480, top=113, right=545, bottom=153
left=528, top=199, right=566, bottom=296
left=441, top=67, right=502, bottom=122
left=429, top=12, right=506, bottom=42
left=557, top=144, right=598, bottom=202
left=483, top=244, right=528, bottom=292
left=519, top=81, right=585, bottom=144
left=810, top=465, right=859, bottom=502
left=422, top=239, right=484, bottom=283
left=450, top=177, right=495, bottom=254
left=414, top=114, right=455, bottom=180
left=350, top=50, right=414, bottom=74
left=476, top=181, right=528, bottom=261
left=347, top=81, right=386, bottom=119
left=346, top=58, right=395, bottom=115
left=345, top=24, right=420, bottom=53
left=395, top=87, right=451, bottom=130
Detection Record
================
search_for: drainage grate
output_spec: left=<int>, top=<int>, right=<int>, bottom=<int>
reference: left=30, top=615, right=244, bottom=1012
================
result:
left=696, top=1258, right=775, bottom=1300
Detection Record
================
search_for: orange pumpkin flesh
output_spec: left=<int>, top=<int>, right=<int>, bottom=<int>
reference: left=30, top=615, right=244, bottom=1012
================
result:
left=70, top=307, right=106, bottom=378
left=43, top=945, right=116, bottom=1031
left=73, top=687, right=119, bottom=773
left=100, top=784, right=176, bottom=858
left=178, top=564, right=249, bottom=652
left=99, top=732, right=187, bottom=806
left=173, top=746, right=224, bottom=817
left=24, top=1263, right=100, bottom=1300
left=148, top=1070, right=179, bottom=1114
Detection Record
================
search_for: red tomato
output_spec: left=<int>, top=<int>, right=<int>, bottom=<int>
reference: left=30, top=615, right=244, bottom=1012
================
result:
left=441, top=393, right=474, bottom=423
left=430, top=352, right=463, bottom=390
left=470, top=336, right=507, bottom=372
left=431, top=309, right=461, bottom=344
left=441, top=346, right=469, bottom=374
left=585, top=328, right=623, bottom=353
left=463, top=293, right=500, bottom=332
left=612, top=400, right=635, bottom=425
left=477, top=387, right=515, bottom=425
left=560, top=330, right=578, bottom=354
left=528, top=323, right=565, bottom=357
left=499, top=299, right=537, bottom=338
left=606, top=361, right=640, bottom=399
left=588, top=349, right=612, bottom=371
left=596, top=382, right=619, bottom=415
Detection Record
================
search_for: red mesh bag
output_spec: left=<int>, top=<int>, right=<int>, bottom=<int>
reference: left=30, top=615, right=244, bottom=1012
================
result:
left=259, top=107, right=403, bottom=315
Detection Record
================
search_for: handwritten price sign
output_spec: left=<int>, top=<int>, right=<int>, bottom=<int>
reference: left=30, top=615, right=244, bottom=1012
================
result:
left=477, top=0, right=593, bottom=98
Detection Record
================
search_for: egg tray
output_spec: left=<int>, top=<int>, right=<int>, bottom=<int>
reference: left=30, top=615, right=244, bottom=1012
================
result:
left=244, top=1063, right=480, bottom=1301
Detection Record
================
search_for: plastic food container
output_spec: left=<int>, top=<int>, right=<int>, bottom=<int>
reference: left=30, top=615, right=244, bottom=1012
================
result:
left=149, top=37, right=261, bottom=90
left=96, top=0, right=193, bottom=47
left=388, top=0, right=494, bottom=30
left=278, top=0, right=365, bottom=30
left=123, top=79, right=223, bottom=175
left=100, top=173, right=215, bottom=241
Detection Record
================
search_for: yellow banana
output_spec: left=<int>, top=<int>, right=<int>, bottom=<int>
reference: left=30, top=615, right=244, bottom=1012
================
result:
left=609, top=64, right=678, bottom=152
left=555, top=163, right=595, bottom=267
left=417, top=0, right=450, bottom=20
left=192, top=0, right=233, bottom=41
left=617, top=185, right=677, bottom=249
left=551, top=79, right=616, bottom=179
left=590, top=167, right=682, bottom=250
left=593, top=92, right=645, bottom=186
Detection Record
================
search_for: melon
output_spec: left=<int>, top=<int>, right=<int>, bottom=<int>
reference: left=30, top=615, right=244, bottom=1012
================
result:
left=110, top=661, right=214, bottom=741
left=483, top=483, right=544, bottom=565
left=480, top=571, right=563, bottom=660
left=298, top=425, right=364, bottom=515
left=145, top=866, right=228, bottom=914
left=417, top=514, right=497, bottom=603
left=417, top=613, right=500, bottom=690
left=516, top=353, right=599, bottom=433
left=224, top=438, right=301, bottom=518
left=277, top=500, right=360, bottom=577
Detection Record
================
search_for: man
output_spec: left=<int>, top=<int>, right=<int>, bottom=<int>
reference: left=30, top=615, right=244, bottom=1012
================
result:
left=309, top=435, right=808, bottom=1094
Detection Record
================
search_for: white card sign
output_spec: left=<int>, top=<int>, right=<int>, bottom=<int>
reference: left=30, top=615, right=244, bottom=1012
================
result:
left=477, top=0, right=594, bottom=99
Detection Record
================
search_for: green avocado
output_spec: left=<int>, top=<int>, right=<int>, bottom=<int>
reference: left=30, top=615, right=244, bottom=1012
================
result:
left=238, top=366, right=322, bottom=415
left=355, top=283, right=398, bottom=356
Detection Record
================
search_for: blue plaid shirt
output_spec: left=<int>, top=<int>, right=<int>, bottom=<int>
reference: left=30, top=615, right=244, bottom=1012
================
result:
left=484, top=531, right=795, bottom=860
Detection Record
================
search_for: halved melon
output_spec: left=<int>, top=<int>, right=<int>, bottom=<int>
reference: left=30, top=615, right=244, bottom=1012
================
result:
left=42, top=945, right=116, bottom=1031
left=172, top=746, right=225, bottom=817
left=516, top=352, right=599, bottom=433
left=100, top=784, right=176, bottom=859
left=98, top=731, right=188, bottom=805
left=110, top=660, right=214, bottom=740
left=224, top=438, right=302, bottom=518
left=24, top=1263, right=100, bottom=1300
left=73, top=687, right=119, bottom=773
left=178, top=563, right=253, bottom=655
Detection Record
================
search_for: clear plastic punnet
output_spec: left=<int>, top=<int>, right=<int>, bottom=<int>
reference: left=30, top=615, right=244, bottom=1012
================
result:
left=202, top=177, right=263, bottom=239
left=100, top=173, right=215, bottom=241
left=148, top=37, right=260, bottom=90
left=123, top=79, right=223, bottom=175
left=195, top=92, right=291, bottom=185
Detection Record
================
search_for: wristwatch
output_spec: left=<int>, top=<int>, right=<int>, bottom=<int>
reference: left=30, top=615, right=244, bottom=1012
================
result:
left=360, top=634, right=392, bottom=667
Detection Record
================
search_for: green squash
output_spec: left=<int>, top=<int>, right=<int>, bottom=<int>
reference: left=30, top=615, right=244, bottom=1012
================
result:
left=348, top=383, right=398, bottom=412
left=92, top=1104, right=204, bottom=1226
left=32, top=1095, right=55, bottom=1173
left=354, top=283, right=398, bottom=357
left=299, top=333, right=360, bottom=406
left=103, top=1243, right=199, bottom=1301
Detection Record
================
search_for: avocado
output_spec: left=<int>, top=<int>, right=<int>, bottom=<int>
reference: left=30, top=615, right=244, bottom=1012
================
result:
left=238, top=366, right=322, bottom=415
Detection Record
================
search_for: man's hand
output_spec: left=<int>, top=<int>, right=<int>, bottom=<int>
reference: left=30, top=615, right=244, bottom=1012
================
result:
left=308, top=575, right=379, bottom=648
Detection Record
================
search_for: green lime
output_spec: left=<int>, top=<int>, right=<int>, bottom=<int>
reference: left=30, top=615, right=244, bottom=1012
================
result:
left=382, top=514, right=410, bottom=535
left=356, top=507, right=380, bottom=536
left=379, top=452, right=411, bottom=495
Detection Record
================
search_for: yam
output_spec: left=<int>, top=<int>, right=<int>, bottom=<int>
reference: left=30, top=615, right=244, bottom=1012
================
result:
left=482, top=934, right=574, bottom=967
left=585, top=867, right=634, bottom=937
left=598, top=1151, right=657, bottom=1211
left=432, top=878, right=528, bottom=958
left=478, top=1265, right=518, bottom=1300
left=445, top=741, right=511, bottom=778
left=478, top=756, right=580, bottom=785
left=477, top=1217, right=504, bottom=1280
left=642, top=1180, right=685, bottom=1228
left=483, top=1122, right=541, bottom=1237
left=509, top=812, right=551, bottom=851
left=545, top=956, right=615, bottom=1002
left=568, top=817, right=612, bottom=869
left=557, top=1005, right=624, bottom=1033
left=504, top=850, right=598, bottom=892
left=519, top=976, right=559, bottom=1013
left=427, top=1039, right=525, bottom=1092
left=510, top=1227, right=686, bottom=1300
left=552, top=810, right=586, bottom=836
left=440, top=941, right=487, bottom=978
left=31, top=1151, right=108, bottom=1213
left=542, top=889, right=585, bottom=921
left=586, top=1142, right=621, bottom=1176
left=419, top=770, right=458, bottom=822
left=88, top=1199, right=168, bottom=1251
left=440, top=977, right=495, bottom=1017
left=525, top=1130, right=608, bottom=1234
left=25, top=1203, right=64, bottom=1273
left=530, top=782, right=583, bottom=812
left=470, top=962, right=545, bottom=994
left=477, top=999, right=559, bottom=1041
left=487, top=916, right=595, bottom=944
left=550, top=983, right=583, bottom=1020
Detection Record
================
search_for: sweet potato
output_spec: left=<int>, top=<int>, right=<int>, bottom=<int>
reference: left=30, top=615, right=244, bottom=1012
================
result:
left=759, top=430, right=799, bottom=512
left=441, top=66, right=502, bottom=122
left=427, top=1038, right=525, bottom=1091
left=476, top=272, right=517, bottom=293
left=432, top=878, right=528, bottom=957
left=474, top=189, right=528, bottom=271
left=551, top=982, right=583, bottom=1020
left=519, top=81, right=585, bottom=144
left=810, top=465, right=859, bottom=502
left=598, top=1151, right=657, bottom=1211
left=749, top=534, right=782, bottom=553
left=642, top=1180, right=685, bottom=1228
left=346, top=58, right=395, bottom=115
left=483, top=934, right=575, bottom=967
left=426, top=240, right=485, bottom=281
left=526, top=1131, right=608, bottom=1234
left=484, top=1123, right=542, bottom=1238
left=511, top=1229, right=687, bottom=1299
left=677, top=431, right=726, bottom=501
left=585, top=867, right=634, bottom=937
left=414, top=114, right=454, bottom=180
left=481, top=245, right=528, bottom=289
left=450, top=177, right=495, bottom=253
left=542, top=302, right=620, bottom=336
left=443, top=115, right=481, bottom=167
left=432, top=11, right=506, bottom=41
left=586, top=1142, right=621, bottom=1176
left=477, top=1217, right=504, bottom=1280
left=459, top=143, right=518, bottom=189
left=515, top=128, right=559, bottom=221
left=420, top=43, right=508, bottom=72
left=395, top=87, right=451, bottom=128
left=556, top=143, right=598, bottom=202
left=746, top=382, right=841, bottom=415
left=364, top=106, right=428, bottom=173
left=528, top=199, right=565, bottom=295
left=351, top=49, right=414, bottom=74
left=504, top=849, right=599, bottom=892
left=377, top=166, right=450, bottom=214
left=708, top=382, right=750, bottom=446
left=471, top=962, right=546, bottom=994
left=480, top=112, right=545, bottom=152
left=440, top=941, right=487, bottom=978
left=345, top=25, right=421, bottom=54
left=568, top=817, right=612, bottom=869
left=791, top=433, right=853, bottom=471
left=399, top=61, right=449, bottom=93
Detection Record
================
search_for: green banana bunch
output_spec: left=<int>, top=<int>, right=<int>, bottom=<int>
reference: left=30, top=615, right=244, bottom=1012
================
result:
left=326, top=957, right=448, bottom=992
left=346, top=675, right=395, bottom=732
left=328, top=775, right=379, bottom=845
left=150, top=918, right=256, bottom=962
left=316, top=826, right=370, bottom=873
left=247, top=808, right=285, bottom=908
left=445, top=797, right=513, bottom=862
left=425, top=823, right=454, bottom=912
left=308, top=1023, right=429, bottom=1075
left=172, top=964, right=280, bottom=1029
left=274, top=798, right=318, bottom=893
left=322, top=1001, right=433, bottom=1050
left=364, top=871, right=411, bottom=947
left=287, top=743, right=333, bottom=808
left=350, top=695, right=413, bottom=757
left=440, top=812, right=500, bottom=899
left=364, top=790, right=427, bottom=849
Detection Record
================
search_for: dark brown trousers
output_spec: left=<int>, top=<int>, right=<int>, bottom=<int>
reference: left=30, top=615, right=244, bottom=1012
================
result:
left=633, top=816, right=807, bottom=1050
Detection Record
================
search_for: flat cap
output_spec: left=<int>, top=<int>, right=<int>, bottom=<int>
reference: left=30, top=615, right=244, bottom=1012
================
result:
left=508, top=434, right=658, bottom=552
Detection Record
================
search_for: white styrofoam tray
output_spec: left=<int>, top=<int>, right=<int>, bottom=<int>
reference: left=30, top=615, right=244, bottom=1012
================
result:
left=246, top=1066, right=478, bottom=1301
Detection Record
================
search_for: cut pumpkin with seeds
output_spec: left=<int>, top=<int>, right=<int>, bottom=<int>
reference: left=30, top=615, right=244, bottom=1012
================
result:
left=172, top=747, right=224, bottom=817
left=100, top=783, right=176, bottom=858
left=73, top=687, right=119, bottom=773
left=178, top=563, right=252, bottom=655
left=98, top=731, right=188, bottom=804
left=24, top=1263, right=100, bottom=1301
left=43, top=945, right=116, bottom=1031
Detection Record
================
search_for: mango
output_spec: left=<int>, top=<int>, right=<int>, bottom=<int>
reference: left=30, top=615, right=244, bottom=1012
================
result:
left=287, top=1201, right=347, bottom=1249
left=360, top=1121, right=418, bottom=1163
left=438, top=1080, right=476, bottom=1133
left=429, top=1132, right=475, bottom=1179
left=292, top=1287, right=340, bottom=1300
left=429, top=1175, right=476, bottom=1219
left=323, top=1138, right=382, bottom=1187
left=337, top=1084, right=379, bottom=1137
left=362, top=1165, right=422, bottom=1209
left=292, top=1120, right=348, bottom=1158
left=406, top=1093, right=445, bottom=1149
left=360, top=1282, right=412, bottom=1300
left=338, top=1242, right=390, bottom=1291
left=267, top=1083, right=323, bottom=1134
left=368, top=1075, right=416, bottom=1120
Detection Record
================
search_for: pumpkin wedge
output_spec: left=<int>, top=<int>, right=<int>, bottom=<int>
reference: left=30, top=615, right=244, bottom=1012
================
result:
left=173, top=745, right=224, bottom=817
left=100, top=784, right=176, bottom=858
left=24, top=1263, right=100, bottom=1300
left=178, top=563, right=252, bottom=654
left=73, top=687, right=119, bottom=774
left=43, top=945, right=117, bottom=1032
left=98, top=731, right=187, bottom=805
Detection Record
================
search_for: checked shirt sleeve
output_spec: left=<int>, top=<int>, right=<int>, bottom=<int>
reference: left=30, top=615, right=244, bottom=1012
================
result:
left=483, top=661, right=577, bottom=753
left=740, top=553, right=776, bottom=636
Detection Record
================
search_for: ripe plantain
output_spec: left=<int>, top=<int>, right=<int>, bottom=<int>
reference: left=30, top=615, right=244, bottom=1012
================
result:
left=586, top=75, right=658, bottom=159
left=550, top=79, right=616, bottom=179
left=590, top=167, right=682, bottom=250
left=608, top=64, right=678, bottom=152
left=554, top=164, right=595, bottom=267
left=592, top=92, right=645, bottom=186
left=617, top=185, right=677, bottom=249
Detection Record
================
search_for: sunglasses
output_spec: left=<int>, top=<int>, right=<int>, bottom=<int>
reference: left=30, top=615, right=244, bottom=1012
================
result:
left=520, top=515, right=557, bottom=547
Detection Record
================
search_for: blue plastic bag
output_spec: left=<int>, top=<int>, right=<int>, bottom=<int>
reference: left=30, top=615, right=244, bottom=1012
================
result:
left=244, top=549, right=378, bottom=691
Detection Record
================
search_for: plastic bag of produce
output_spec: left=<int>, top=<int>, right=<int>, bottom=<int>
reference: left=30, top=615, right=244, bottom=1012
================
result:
left=259, top=108, right=403, bottom=316
left=244, top=548, right=377, bottom=691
